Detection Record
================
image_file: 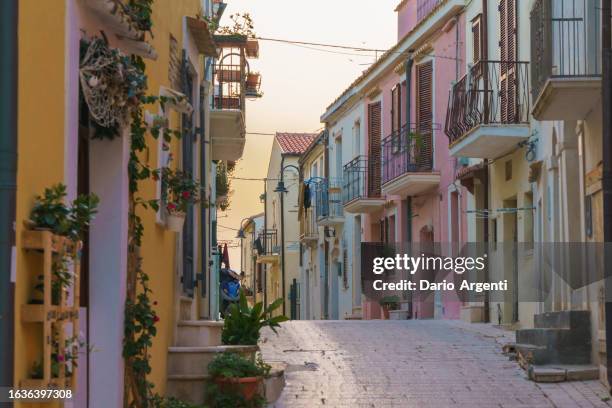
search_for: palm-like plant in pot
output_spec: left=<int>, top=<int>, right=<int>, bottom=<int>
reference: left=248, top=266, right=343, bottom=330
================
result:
left=156, top=167, right=202, bottom=232
left=222, top=290, right=288, bottom=346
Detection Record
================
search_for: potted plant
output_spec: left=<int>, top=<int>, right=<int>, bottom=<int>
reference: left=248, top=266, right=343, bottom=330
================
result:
left=28, top=183, right=99, bottom=241
left=245, top=38, right=259, bottom=58
left=379, top=295, right=400, bottom=320
left=156, top=167, right=202, bottom=232
left=207, top=352, right=270, bottom=402
left=222, top=290, right=288, bottom=346
left=245, top=72, right=261, bottom=94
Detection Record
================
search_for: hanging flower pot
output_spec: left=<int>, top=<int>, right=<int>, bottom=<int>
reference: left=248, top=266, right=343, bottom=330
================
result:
left=166, top=210, right=186, bottom=232
left=245, top=38, right=259, bottom=58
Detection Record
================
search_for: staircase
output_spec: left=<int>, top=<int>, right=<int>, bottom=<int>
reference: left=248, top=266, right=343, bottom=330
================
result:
left=513, top=310, right=598, bottom=382
left=166, top=320, right=258, bottom=405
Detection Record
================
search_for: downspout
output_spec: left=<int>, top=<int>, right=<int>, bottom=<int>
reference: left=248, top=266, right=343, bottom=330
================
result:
left=263, top=179, right=268, bottom=307
left=323, top=131, right=330, bottom=319
left=279, top=156, right=286, bottom=316
left=0, top=0, right=17, bottom=391
left=199, top=82, right=207, bottom=299
left=405, top=51, right=414, bottom=242
left=601, top=0, right=612, bottom=390
left=482, top=0, right=490, bottom=324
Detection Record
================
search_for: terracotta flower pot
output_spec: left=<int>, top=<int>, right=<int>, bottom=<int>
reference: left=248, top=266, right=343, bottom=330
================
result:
left=166, top=211, right=185, bottom=232
left=246, top=39, right=259, bottom=58
left=214, top=376, right=262, bottom=401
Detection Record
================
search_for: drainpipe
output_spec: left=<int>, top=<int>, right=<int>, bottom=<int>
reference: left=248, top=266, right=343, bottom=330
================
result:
left=279, top=156, right=287, bottom=316
left=0, top=0, right=17, bottom=391
left=323, top=131, right=330, bottom=319
left=601, top=0, right=612, bottom=390
left=200, top=83, right=210, bottom=299
left=263, top=179, right=268, bottom=307
left=405, top=51, right=414, bottom=242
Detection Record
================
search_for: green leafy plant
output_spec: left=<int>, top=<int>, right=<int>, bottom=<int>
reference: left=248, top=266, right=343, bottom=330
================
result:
left=206, top=384, right=266, bottom=408
left=222, top=290, right=288, bottom=345
left=155, top=167, right=202, bottom=214
left=216, top=161, right=235, bottom=211
left=33, top=256, right=73, bottom=305
left=379, top=295, right=400, bottom=310
left=150, top=396, right=204, bottom=408
left=30, top=183, right=99, bottom=241
left=125, top=0, right=155, bottom=33
left=208, top=353, right=270, bottom=379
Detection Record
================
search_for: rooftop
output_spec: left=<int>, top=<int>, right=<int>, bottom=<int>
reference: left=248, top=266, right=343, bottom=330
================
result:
left=276, top=132, right=318, bottom=155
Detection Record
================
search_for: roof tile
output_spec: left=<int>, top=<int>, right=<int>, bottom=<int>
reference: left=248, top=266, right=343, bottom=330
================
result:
left=275, top=132, right=318, bottom=155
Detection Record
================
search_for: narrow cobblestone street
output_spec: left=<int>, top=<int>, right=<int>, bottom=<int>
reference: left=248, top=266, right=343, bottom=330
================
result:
left=260, top=320, right=612, bottom=408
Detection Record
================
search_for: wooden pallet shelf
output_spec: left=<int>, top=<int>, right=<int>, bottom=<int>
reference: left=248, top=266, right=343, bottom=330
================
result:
left=21, top=229, right=81, bottom=392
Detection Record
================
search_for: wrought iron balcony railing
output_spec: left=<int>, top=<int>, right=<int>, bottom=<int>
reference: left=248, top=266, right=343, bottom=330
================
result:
left=255, top=229, right=278, bottom=256
left=382, top=124, right=434, bottom=185
left=444, top=60, right=530, bottom=145
left=315, top=179, right=344, bottom=221
left=211, top=38, right=247, bottom=111
left=530, top=0, right=602, bottom=101
left=343, top=155, right=381, bottom=204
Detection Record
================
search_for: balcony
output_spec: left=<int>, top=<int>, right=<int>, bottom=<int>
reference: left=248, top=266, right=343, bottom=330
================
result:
left=381, top=124, right=440, bottom=197
left=300, top=207, right=318, bottom=243
left=255, top=229, right=279, bottom=264
left=315, top=179, right=344, bottom=226
left=530, top=0, right=602, bottom=120
left=343, top=156, right=385, bottom=214
left=445, top=60, right=531, bottom=159
left=210, top=38, right=250, bottom=161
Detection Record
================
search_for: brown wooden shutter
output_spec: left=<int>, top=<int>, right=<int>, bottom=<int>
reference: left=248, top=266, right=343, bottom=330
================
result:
left=472, top=14, right=482, bottom=63
left=416, top=61, right=433, bottom=170
left=368, top=102, right=382, bottom=197
left=499, top=0, right=518, bottom=123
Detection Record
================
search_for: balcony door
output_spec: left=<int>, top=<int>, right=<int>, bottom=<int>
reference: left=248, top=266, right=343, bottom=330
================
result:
left=499, top=0, right=518, bottom=123
left=367, top=102, right=382, bottom=197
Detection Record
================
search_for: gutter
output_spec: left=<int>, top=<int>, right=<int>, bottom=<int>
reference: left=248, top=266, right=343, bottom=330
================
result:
left=0, top=0, right=17, bottom=391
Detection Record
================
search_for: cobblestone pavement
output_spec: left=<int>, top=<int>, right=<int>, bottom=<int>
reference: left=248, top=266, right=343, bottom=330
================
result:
left=259, top=320, right=612, bottom=408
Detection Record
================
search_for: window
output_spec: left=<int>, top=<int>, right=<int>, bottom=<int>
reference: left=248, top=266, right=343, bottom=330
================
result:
left=505, top=160, right=512, bottom=181
left=585, top=195, right=593, bottom=238
left=256, top=263, right=263, bottom=293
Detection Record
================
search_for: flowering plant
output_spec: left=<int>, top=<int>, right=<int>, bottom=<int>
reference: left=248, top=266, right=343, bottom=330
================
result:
left=154, top=167, right=202, bottom=214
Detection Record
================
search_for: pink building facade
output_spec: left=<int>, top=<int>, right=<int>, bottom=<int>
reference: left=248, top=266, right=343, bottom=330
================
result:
left=324, top=0, right=468, bottom=320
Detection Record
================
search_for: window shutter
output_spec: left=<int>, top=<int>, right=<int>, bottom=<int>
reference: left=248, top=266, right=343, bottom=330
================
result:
left=368, top=102, right=382, bottom=197
left=499, top=0, right=518, bottom=123
left=416, top=61, right=433, bottom=170
left=181, top=51, right=195, bottom=296
left=472, top=15, right=482, bottom=63
left=342, top=246, right=349, bottom=289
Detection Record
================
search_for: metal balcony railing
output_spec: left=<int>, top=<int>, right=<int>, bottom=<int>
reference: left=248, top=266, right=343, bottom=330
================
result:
left=417, top=0, right=443, bottom=22
left=211, top=40, right=246, bottom=111
left=300, top=207, right=318, bottom=239
left=444, top=60, right=530, bottom=145
left=382, top=123, right=434, bottom=185
left=256, top=229, right=278, bottom=256
left=343, top=155, right=381, bottom=204
left=315, top=179, right=344, bottom=221
left=530, top=0, right=602, bottom=101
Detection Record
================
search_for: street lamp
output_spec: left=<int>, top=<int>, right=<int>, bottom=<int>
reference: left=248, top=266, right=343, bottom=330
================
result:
left=235, top=217, right=252, bottom=239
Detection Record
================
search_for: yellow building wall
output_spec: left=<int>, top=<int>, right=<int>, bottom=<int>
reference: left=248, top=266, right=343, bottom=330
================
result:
left=14, top=0, right=203, bottom=402
left=15, top=2, right=66, bottom=407
left=135, top=0, right=202, bottom=395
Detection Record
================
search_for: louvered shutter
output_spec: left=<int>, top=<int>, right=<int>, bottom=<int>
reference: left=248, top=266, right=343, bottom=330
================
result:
left=368, top=102, right=382, bottom=197
left=181, top=52, right=195, bottom=296
left=472, top=15, right=482, bottom=63
left=499, top=0, right=518, bottom=123
left=416, top=61, right=433, bottom=170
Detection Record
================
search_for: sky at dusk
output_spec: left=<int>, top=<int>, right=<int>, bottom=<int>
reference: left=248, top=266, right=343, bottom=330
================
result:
left=216, top=0, right=399, bottom=268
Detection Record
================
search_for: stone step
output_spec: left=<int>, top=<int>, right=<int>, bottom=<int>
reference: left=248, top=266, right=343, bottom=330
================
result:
left=166, top=363, right=286, bottom=406
left=176, top=320, right=224, bottom=347
left=515, top=343, right=549, bottom=367
left=166, top=374, right=211, bottom=405
left=534, top=310, right=590, bottom=331
left=528, top=364, right=599, bottom=383
left=167, top=345, right=258, bottom=376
